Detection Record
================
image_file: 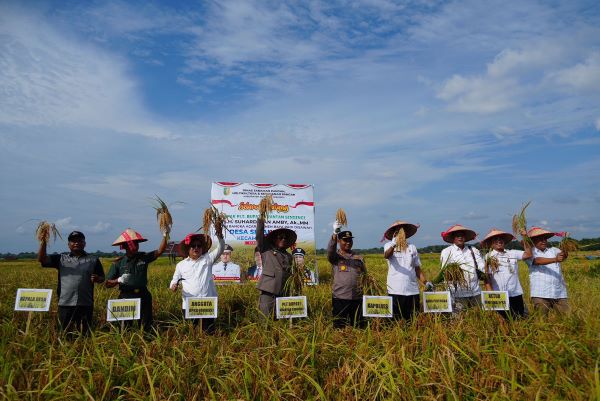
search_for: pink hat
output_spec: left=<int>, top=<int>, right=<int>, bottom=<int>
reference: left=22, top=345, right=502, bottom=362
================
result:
left=441, top=224, right=477, bottom=243
left=112, top=228, right=147, bottom=250
left=179, top=233, right=212, bottom=256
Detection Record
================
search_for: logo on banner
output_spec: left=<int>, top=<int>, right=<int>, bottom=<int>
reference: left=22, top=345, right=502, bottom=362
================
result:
left=363, top=296, right=393, bottom=317
left=106, top=299, right=141, bottom=321
left=14, top=289, right=52, bottom=311
left=423, top=292, right=453, bottom=313
left=481, top=291, right=509, bottom=310
left=185, top=297, right=218, bottom=319
left=276, top=296, right=307, bottom=319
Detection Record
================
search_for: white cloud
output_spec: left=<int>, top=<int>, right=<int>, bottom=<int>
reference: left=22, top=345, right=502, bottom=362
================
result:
left=437, top=75, right=518, bottom=114
left=552, top=53, right=600, bottom=92
left=54, top=217, right=77, bottom=231
left=85, top=221, right=111, bottom=234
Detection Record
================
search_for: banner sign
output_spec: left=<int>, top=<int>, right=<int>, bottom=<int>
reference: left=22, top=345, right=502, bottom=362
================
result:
left=423, top=291, right=452, bottom=313
left=362, top=296, right=393, bottom=317
left=214, top=276, right=241, bottom=285
left=106, top=298, right=141, bottom=321
left=185, top=297, right=218, bottom=319
left=276, top=296, right=308, bottom=319
left=14, top=289, right=52, bottom=311
left=481, top=291, right=509, bottom=311
left=211, top=182, right=318, bottom=285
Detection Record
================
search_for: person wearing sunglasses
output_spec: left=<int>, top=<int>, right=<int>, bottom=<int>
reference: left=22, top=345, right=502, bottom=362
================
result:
left=169, top=230, right=225, bottom=333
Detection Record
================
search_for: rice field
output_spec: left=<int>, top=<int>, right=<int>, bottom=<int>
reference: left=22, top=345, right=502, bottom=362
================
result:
left=1, top=252, right=599, bottom=400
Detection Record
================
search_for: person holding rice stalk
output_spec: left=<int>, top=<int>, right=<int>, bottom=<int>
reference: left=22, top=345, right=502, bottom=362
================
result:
left=106, top=228, right=168, bottom=331
left=439, top=224, right=492, bottom=311
left=169, top=231, right=224, bottom=334
left=525, top=227, right=570, bottom=314
left=383, top=221, right=432, bottom=320
left=37, top=230, right=105, bottom=332
left=480, top=228, right=532, bottom=319
left=255, top=196, right=297, bottom=318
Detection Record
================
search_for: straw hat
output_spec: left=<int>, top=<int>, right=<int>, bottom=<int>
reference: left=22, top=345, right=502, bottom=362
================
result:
left=480, top=229, right=514, bottom=248
left=383, top=220, right=419, bottom=241
left=441, top=224, right=477, bottom=243
left=527, top=227, right=556, bottom=240
left=112, top=228, right=147, bottom=246
left=179, top=233, right=212, bottom=256
left=266, top=228, right=297, bottom=248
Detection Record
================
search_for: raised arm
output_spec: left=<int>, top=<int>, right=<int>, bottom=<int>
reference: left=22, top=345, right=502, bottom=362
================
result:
left=208, top=236, right=226, bottom=264
left=154, top=234, right=168, bottom=259
left=327, top=235, right=340, bottom=265
left=256, top=217, right=267, bottom=253
left=37, top=241, right=50, bottom=265
left=384, top=243, right=395, bottom=259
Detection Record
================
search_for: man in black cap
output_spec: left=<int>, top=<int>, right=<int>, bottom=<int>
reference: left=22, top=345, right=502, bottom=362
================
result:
left=328, top=222, right=366, bottom=328
left=293, top=248, right=315, bottom=284
left=37, top=231, right=105, bottom=332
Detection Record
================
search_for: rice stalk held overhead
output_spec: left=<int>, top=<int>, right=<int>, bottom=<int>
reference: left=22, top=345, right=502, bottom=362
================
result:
left=258, top=195, right=273, bottom=221
left=512, top=201, right=533, bottom=246
left=36, top=221, right=62, bottom=244
left=335, top=208, right=348, bottom=227
left=395, top=228, right=408, bottom=252
left=151, top=195, right=173, bottom=240
left=202, top=205, right=229, bottom=237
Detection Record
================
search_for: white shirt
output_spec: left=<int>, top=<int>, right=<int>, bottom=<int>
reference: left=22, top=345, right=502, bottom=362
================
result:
left=486, top=249, right=525, bottom=297
left=169, top=238, right=224, bottom=309
left=440, top=244, right=485, bottom=297
left=526, top=247, right=568, bottom=299
left=384, top=241, right=421, bottom=295
left=212, top=261, right=241, bottom=280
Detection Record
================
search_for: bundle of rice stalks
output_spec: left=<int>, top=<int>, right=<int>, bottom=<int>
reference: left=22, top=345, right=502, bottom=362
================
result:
left=512, top=201, right=533, bottom=246
left=335, top=208, right=348, bottom=226
left=360, top=271, right=385, bottom=295
left=559, top=234, right=578, bottom=253
left=36, top=221, right=62, bottom=244
left=151, top=195, right=173, bottom=240
left=484, top=255, right=500, bottom=274
left=202, top=205, right=230, bottom=237
left=258, top=195, right=273, bottom=221
left=431, top=261, right=469, bottom=290
left=283, top=260, right=305, bottom=296
left=395, top=228, right=408, bottom=252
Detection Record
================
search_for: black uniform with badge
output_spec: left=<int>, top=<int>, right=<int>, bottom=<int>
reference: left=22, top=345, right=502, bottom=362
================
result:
left=328, top=231, right=366, bottom=328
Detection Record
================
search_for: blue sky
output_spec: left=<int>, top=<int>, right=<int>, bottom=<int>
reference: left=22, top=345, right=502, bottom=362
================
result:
left=1, top=0, right=599, bottom=253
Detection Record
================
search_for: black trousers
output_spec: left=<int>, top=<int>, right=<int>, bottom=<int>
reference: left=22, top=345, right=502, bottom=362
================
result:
left=181, top=309, right=216, bottom=334
left=389, top=294, right=420, bottom=320
left=332, top=297, right=365, bottom=328
left=498, top=295, right=526, bottom=320
left=58, top=305, right=93, bottom=332
left=120, top=288, right=153, bottom=331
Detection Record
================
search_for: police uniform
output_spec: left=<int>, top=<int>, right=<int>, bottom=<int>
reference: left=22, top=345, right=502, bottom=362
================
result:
left=328, top=231, right=365, bottom=328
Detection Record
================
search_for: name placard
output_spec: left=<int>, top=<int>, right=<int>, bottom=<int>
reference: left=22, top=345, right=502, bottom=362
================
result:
left=185, top=297, right=218, bottom=319
left=106, top=298, right=141, bottom=321
left=362, top=296, right=393, bottom=317
left=481, top=291, right=509, bottom=311
left=423, top=291, right=452, bottom=313
left=214, top=276, right=241, bottom=285
left=14, top=289, right=52, bottom=311
left=276, top=296, right=308, bottom=319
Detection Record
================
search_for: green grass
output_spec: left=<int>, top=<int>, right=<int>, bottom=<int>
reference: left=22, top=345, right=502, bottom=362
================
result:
left=0, top=253, right=599, bottom=400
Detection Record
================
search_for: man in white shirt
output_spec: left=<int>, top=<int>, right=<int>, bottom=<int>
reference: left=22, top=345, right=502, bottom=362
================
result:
left=170, top=232, right=224, bottom=333
left=212, top=244, right=241, bottom=283
left=526, top=227, right=570, bottom=314
left=481, top=228, right=532, bottom=318
left=383, top=220, right=432, bottom=320
left=439, top=224, right=492, bottom=311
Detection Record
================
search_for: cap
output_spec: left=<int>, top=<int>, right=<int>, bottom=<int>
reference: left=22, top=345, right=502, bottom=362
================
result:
left=223, top=244, right=234, bottom=253
left=337, top=231, right=354, bottom=240
left=68, top=231, right=85, bottom=241
left=292, top=248, right=306, bottom=256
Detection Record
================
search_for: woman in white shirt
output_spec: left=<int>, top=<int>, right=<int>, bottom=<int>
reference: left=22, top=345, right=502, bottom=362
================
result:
left=481, top=228, right=531, bottom=319
left=526, top=227, right=570, bottom=314
left=169, top=232, right=225, bottom=333
left=383, top=220, right=431, bottom=320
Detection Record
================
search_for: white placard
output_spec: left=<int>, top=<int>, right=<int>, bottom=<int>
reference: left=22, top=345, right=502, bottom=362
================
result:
left=362, top=296, right=393, bottom=317
left=275, top=296, right=308, bottom=319
left=185, top=297, right=218, bottom=319
left=481, top=291, right=510, bottom=311
left=106, top=298, right=141, bottom=321
left=14, top=288, right=52, bottom=311
left=423, top=291, right=453, bottom=313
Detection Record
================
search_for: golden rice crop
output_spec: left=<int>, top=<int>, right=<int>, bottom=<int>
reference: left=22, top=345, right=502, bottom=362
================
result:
left=283, top=260, right=305, bottom=297
left=360, top=260, right=385, bottom=295
left=560, top=234, right=579, bottom=253
left=202, top=205, right=229, bottom=237
left=512, top=201, right=532, bottom=246
left=394, top=228, right=408, bottom=252
left=335, top=208, right=348, bottom=226
left=258, top=195, right=273, bottom=221
left=485, top=255, right=500, bottom=274
left=35, top=221, right=62, bottom=244
left=151, top=195, right=173, bottom=240
left=431, top=260, right=469, bottom=290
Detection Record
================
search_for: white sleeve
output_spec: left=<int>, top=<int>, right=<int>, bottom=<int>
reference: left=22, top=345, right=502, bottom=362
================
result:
left=384, top=241, right=394, bottom=252
left=208, top=237, right=225, bottom=264
left=412, top=245, right=421, bottom=267
left=511, top=250, right=525, bottom=260
left=473, top=248, right=485, bottom=272
left=169, top=262, right=182, bottom=287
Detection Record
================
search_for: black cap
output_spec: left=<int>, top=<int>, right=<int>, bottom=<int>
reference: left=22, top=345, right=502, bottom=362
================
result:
left=337, top=231, right=354, bottom=240
left=223, top=244, right=234, bottom=252
left=292, top=248, right=306, bottom=256
left=68, top=231, right=85, bottom=241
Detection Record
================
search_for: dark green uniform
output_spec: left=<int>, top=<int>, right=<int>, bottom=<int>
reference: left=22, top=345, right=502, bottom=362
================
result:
left=107, top=252, right=157, bottom=330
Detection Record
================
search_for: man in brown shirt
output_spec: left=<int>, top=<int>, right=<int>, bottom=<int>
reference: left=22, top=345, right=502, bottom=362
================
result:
left=255, top=217, right=297, bottom=318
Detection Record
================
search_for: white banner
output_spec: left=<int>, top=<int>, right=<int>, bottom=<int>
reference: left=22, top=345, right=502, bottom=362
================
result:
left=211, top=182, right=318, bottom=285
